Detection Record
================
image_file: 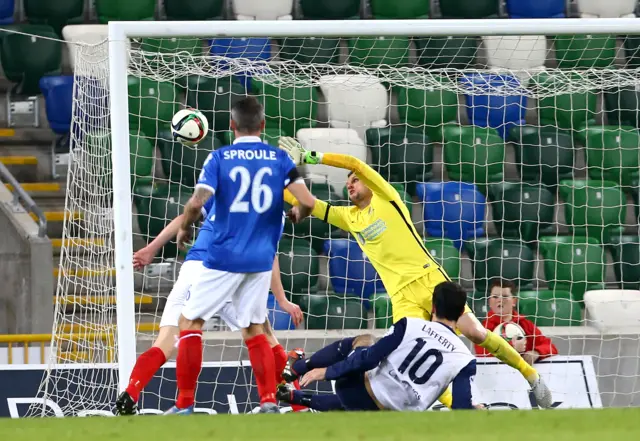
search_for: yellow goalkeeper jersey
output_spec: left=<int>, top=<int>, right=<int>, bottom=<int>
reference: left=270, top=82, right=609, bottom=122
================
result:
left=285, top=153, right=443, bottom=296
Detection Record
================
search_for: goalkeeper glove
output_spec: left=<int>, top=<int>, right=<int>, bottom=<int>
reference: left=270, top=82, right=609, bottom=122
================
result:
left=278, top=136, right=323, bottom=166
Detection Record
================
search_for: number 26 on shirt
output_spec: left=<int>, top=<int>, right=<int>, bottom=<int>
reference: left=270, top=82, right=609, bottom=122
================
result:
left=228, top=166, right=273, bottom=214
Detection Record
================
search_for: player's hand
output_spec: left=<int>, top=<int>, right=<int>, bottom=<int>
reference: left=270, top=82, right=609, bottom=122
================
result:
left=299, top=367, right=327, bottom=387
left=286, top=206, right=306, bottom=224
left=176, top=227, right=192, bottom=250
left=133, top=246, right=156, bottom=270
left=279, top=299, right=303, bottom=327
left=278, top=137, right=322, bottom=166
left=522, top=350, right=540, bottom=366
left=511, top=336, right=526, bottom=354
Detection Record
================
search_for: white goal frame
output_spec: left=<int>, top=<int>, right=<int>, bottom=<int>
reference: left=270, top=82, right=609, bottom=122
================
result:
left=107, top=17, right=640, bottom=393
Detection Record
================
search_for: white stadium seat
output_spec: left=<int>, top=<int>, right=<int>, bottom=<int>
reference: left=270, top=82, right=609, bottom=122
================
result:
left=576, top=0, right=637, bottom=17
left=62, top=25, right=130, bottom=75
left=233, top=0, right=293, bottom=20
left=482, top=35, right=547, bottom=84
left=318, top=74, right=388, bottom=142
left=295, top=128, right=366, bottom=196
left=584, top=289, right=640, bottom=331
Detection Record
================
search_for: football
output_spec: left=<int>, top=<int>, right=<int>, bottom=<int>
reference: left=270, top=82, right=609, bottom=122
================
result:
left=171, top=108, right=209, bottom=146
left=494, top=322, right=525, bottom=341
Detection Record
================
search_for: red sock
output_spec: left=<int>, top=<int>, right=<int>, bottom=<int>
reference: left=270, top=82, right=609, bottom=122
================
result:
left=246, top=334, right=276, bottom=405
left=271, top=344, right=306, bottom=412
left=125, top=346, right=166, bottom=402
left=176, top=330, right=202, bottom=409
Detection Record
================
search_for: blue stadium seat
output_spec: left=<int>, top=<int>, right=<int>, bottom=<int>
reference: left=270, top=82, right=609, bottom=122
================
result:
left=460, top=74, right=527, bottom=139
left=416, top=182, right=486, bottom=249
left=323, top=239, right=385, bottom=299
left=267, top=294, right=296, bottom=330
left=0, top=0, right=14, bottom=24
left=208, top=37, right=271, bottom=88
left=39, top=75, right=73, bottom=135
left=506, top=0, right=566, bottom=18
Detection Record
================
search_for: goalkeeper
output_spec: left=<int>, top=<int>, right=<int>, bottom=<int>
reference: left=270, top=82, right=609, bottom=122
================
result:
left=279, top=137, right=552, bottom=409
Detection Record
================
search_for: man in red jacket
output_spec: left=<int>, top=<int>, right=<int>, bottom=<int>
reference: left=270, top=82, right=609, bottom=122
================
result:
left=474, top=278, right=558, bottom=365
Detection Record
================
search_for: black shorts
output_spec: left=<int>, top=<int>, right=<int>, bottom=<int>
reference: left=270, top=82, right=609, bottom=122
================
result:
left=334, top=349, right=379, bottom=411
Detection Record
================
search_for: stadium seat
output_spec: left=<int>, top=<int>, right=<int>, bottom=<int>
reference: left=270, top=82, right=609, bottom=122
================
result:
left=267, top=294, right=296, bottom=330
left=558, top=180, right=626, bottom=242
left=207, top=38, right=271, bottom=88
left=535, top=72, right=597, bottom=131
left=470, top=291, right=490, bottom=322
left=584, top=289, right=640, bottom=330
left=603, top=86, right=640, bottom=128
left=157, top=131, right=221, bottom=187
left=576, top=0, right=637, bottom=17
left=221, top=128, right=290, bottom=147
left=0, top=0, right=14, bottom=24
left=164, top=0, right=224, bottom=19
left=296, top=128, right=367, bottom=197
left=467, top=239, right=535, bottom=293
left=442, top=125, right=505, bottom=188
left=582, top=126, right=640, bottom=187
left=186, top=76, right=246, bottom=134
left=395, top=75, right=459, bottom=142
left=0, top=25, right=62, bottom=95
left=348, top=36, right=410, bottom=68
left=278, top=37, right=342, bottom=64
left=89, top=131, right=154, bottom=189
left=140, top=37, right=203, bottom=59
left=423, top=238, right=461, bottom=280
left=518, top=290, right=582, bottom=326
left=372, top=292, right=392, bottom=329
left=438, top=0, right=500, bottom=18
left=414, top=36, right=478, bottom=70
left=39, top=75, right=73, bottom=135
left=538, top=236, right=605, bottom=303
left=278, top=239, right=319, bottom=302
left=233, top=0, right=293, bottom=20
left=506, top=0, right=566, bottom=18
left=72, top=76, right=110, bottom=135
left=127, top=77, right=178, bottom=138
left=416, top=181, right=486, bottom=249
left=370, top=0, right=429, bottom=18
left=488, top=182, right=555, bottom=242
left=95, top=0, right=156, bottom=22
left=481, top=36, right=547, bottom=79
left=460, top=74, right=527, bottom=138
left=252, top=79, right=318, bottom=137
left=319, top=74, right=388, bottom=141
left=610, top=236, right=640, bottom=290
left=142, top=185, right=191, bottom=259
left=323, top=239, right=385, bottom=299
left=304, top=295, right=367, bottom=330
left=299, top=0, right=361, bottom=19
left=24, top=0, right=84, bottom=32
left=554, top=34, right=617, bottom=69
left=624, top=36, right=640, bottom=69
left=508, top=125, right=575, bottom=188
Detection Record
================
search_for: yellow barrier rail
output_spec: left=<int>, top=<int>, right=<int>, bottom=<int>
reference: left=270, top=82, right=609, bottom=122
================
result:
left=0, top=333, right=118, bottom=364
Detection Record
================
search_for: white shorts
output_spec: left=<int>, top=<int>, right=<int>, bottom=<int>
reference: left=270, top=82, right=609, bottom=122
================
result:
left=181, top=267, right=272, bottom=330
left=159, top=260, right=204, bottom=328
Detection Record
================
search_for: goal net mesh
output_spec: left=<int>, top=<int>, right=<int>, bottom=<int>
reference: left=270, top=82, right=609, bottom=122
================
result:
left=31, top=32, right=640, bottom=415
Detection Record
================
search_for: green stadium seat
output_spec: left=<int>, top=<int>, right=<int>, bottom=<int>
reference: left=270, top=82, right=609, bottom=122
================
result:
left=278, top=239, right=319, bottom=304
left=558, top=180, right=626, bottom=243
left=222, top=128, right=288, bottom=146
left=423, top=238, right=461, bottom=280
left=0, top=25, right=62, bottom=95
left=278, top=37, right=342, bottom=65
left=157, top=131, right=221, bottom=187
left=518, top=290, right=582, bottom=326
left=186, top=76, right=246, bottom=134
left=370, top=0, right=429, bottom=18
left=538, top=236, right=605, bottom=303
left=396, top=75, right=459, bottom=142
left=372, top=292, right=392, bottom=329
left=252, top=79, right=318, bottom=137
left=414, top=36, right=478, bottom=70
left=164, top=0, right=224, bottom=20
left=624, top=36, right=640, bottom=69
left=128, top=77, right=178, bottom=138
left=304, top=295, right=366, bottom=330
left=439, top=0, right=500, bottom=18
left=610, top=235, right=640, bottom=290
left=582, top=126, right=640, bottom=187
left=348, top=37, right=410, bottom=68
left=442, top=125, right=505, bottom=188
left=603, top=86, right=640, bottom=128
left=554, top=34, right=617, bottom=69
left=469, top=291, right=490, bottom=322
left=488, top=182, right=555, bottom=242
left=24, top=0, right=84, bottom=33
left=508, top=125, right=575, bottom=188
left=95, top=0, right=156, bottom=22
left=535, top=72, right=597, bottom=131
left=300, top=0, right=360, bottom=19
left=140, top=38, right=203, bottom=88
left=467, top=239, right=535, bottom=293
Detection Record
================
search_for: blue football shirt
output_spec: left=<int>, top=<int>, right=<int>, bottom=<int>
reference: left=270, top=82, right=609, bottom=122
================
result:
left=196, top=136, right=300, bottom=273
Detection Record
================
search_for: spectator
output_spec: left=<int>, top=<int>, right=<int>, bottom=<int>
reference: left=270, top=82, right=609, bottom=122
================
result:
left=474, top=278, right=558, bottom=365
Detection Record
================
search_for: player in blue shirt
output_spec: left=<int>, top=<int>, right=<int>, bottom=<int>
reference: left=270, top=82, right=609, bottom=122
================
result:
left=169, top=97, right=316, bottom=414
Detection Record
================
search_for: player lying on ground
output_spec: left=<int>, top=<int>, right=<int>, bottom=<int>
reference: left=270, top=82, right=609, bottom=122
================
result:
left=277, top=282, right=477, bottom=411
left=279, top=137, right=552, bottom=408
left=166, top=97, right=317, bottom=414
left=115, top=201, right=304, bottom=415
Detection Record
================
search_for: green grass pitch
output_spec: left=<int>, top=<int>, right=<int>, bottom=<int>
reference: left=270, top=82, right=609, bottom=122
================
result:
left=3, top=409, right=640, bottom=441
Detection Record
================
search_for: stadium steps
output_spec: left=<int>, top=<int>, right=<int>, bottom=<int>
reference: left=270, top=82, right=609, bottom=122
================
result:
left=59, top=322, right=159, bottom=334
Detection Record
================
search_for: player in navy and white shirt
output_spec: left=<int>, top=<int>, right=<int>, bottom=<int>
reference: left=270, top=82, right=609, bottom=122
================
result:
left=278, top=282, right=477, bottom=412
left=170, top=97, right=316, bottom=414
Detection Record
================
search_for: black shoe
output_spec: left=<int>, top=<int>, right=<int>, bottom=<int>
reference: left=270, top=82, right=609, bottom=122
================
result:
left=276, top=383, right=294, bottom=403
left=282, top=348, right=305, bottom=383
left=115, top=391, right=138, bottom=416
